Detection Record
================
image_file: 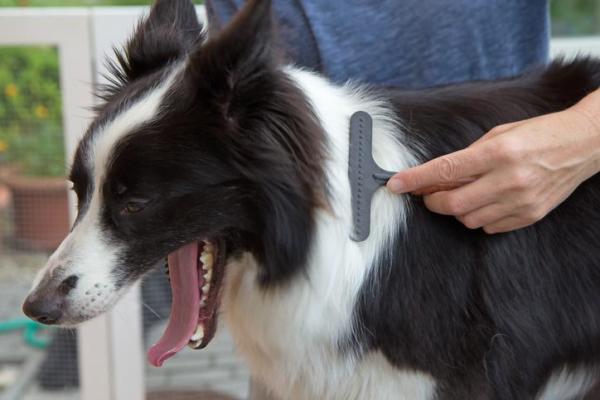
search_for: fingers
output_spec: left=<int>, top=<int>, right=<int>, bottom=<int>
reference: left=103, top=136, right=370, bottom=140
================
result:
left=456, top=201, right=548, bottom=233
left=411, top=179, right=473, bottom=196
left=455, top=203, right=515, bottom=230
left=388, top=114, right=581, bottom=235
left=387, top=147, right=491, bottom=194
left=422, top=174, right=505, bottom=216
left=481, top=217, right=532, bottom=234
left=482, top=202, right=550, bottom=233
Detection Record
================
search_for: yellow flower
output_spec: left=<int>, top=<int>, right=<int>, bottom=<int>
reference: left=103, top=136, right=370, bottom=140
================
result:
left=34, top=105, right=49, bottom=119
left=4, top=83, right=17, bottom=98
left=0, top=140, right=7, bottom=153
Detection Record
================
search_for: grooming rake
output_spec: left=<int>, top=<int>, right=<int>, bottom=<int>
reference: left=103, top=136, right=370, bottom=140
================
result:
left=348, top=111, right=396, bottom=241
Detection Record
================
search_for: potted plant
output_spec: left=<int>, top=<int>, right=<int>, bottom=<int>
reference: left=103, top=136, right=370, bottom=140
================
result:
left=0, top=139, right=9, bottom=252
left=0, top=46, right=69, bottom=251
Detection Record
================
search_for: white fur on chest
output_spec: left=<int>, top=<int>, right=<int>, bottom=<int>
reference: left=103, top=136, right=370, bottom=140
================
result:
left=222, top=68, right=435, bottom=400
left=223, top=254, right=436, bottom=400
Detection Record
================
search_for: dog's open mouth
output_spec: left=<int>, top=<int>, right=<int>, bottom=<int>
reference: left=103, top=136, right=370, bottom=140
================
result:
left=147, top=239, right=225, bottom=367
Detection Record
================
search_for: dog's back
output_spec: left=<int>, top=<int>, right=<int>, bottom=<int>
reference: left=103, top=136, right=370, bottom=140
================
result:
left=352, top=58, right=600, bottom=399
left=226, top=58, right=600, bottom=400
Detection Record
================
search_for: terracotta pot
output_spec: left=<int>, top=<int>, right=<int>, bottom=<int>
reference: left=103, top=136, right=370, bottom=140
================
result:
left=0, top=181, right=10, bottom=252
left=1, top=168, right=70, bottom=251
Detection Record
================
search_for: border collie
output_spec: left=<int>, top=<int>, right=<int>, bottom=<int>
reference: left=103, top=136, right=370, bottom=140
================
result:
left=22, top=0, right=600, bottom=399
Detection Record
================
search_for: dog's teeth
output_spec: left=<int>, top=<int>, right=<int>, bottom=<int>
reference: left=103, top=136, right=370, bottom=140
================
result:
left=204, top=268, right=212, bottom=282
left=188, top=341, right=203, bottom=349
left=204, top=242, right=213, bottom=253
left=200, top=298, right=206, bottom=307
left=190, top=325, right=204, bottom=342
left=202, top=284, right=210, bottom=294
left=200, top=252, right=213, bottom=268
left=188, top=325, right=205, bottom=348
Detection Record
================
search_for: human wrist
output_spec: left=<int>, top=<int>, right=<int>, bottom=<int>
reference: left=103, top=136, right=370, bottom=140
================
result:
left=572, top=88, right=600, bottom=131
left=571, top=89, right=600, bottom=173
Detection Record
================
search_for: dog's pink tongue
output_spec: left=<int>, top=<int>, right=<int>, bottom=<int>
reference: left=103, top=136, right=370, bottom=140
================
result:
left=148, top=242, right=199, bottom=367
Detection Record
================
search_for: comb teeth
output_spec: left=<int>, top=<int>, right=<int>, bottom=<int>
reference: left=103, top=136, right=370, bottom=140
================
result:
left=348, top=111, right=395, bottom=242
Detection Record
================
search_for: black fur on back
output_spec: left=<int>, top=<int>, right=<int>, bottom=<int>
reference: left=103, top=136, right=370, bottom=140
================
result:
left=352, top=58, right=600, bottom=399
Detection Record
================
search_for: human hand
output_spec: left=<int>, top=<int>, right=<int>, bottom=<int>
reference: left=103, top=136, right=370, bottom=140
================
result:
left=387, top=99, right=600, bottom=233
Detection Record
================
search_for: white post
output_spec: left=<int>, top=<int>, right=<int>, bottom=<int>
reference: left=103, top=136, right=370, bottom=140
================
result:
left=81, top=7, right=147, bottom=400
left=78, top=289, right=144, bottom=400
left=551, top=36, right=600, bottom=58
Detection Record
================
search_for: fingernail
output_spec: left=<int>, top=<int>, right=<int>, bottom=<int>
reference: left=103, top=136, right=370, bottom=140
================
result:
left=387, top=178, right=404, bottom=193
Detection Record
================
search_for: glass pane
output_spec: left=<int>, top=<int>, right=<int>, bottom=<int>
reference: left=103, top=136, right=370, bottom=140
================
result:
left=0, top=45, right=78, bottom=400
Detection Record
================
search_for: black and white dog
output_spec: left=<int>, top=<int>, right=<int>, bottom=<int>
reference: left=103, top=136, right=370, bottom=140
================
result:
left=22, top=0, right=600, bottom=399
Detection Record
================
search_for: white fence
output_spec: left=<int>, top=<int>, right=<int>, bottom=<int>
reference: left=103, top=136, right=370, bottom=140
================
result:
left=0, top=6, right=599, bottom=400
left=0, top=7, right=174, bottom=400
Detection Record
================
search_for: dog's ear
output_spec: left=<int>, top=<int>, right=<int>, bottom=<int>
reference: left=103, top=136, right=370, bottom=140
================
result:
left=113, top=0, right=204, bottom=83
left=185, top=0, right=275, bottom=95
left=183, top=0, right=317, bottom=285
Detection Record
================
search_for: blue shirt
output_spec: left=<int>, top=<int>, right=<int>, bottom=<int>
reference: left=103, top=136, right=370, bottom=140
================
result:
left=206, top=1, right=550, bottom=89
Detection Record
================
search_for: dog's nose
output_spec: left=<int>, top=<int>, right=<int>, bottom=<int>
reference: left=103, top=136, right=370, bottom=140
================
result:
left=22, top=295, right=63, bottom=325
left=22, top=275, right=78, bottom=325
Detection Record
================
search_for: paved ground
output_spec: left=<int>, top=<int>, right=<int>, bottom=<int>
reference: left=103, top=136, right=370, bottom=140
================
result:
left=146, top=325, right=250, bottom=399
left=0, top=248, right=250, bottom=400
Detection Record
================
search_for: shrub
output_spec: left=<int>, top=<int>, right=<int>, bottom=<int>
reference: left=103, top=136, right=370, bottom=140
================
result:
left=0, top=1, right=204, bottom=176
left=0, top=46, right=64, bottom=177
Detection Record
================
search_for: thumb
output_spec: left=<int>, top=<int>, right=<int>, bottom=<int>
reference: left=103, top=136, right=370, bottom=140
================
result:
left=387, top=147, right=489, bottom=194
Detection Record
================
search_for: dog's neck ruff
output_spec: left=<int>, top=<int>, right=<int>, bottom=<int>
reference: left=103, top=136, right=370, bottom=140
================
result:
left=222, top=67, right=435, bottom=399
left=285, top=67, right=419, bottom=260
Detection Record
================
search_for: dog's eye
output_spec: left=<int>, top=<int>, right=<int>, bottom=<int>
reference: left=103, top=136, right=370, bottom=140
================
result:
left=122, top=199, right=149, bottom=215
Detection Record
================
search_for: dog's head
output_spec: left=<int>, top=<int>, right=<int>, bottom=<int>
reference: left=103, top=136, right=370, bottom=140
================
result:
left=22, top=0, right=325, bottom=365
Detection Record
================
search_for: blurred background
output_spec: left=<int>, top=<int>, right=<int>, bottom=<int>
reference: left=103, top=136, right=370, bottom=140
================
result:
left=0, top=4, right=250, bottom=400
left=0, top=1, right=599, bottom=400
